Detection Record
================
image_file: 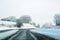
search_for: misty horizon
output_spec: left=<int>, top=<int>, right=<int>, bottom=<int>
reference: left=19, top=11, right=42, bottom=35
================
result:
left=0, top=0, right=60, bottom=26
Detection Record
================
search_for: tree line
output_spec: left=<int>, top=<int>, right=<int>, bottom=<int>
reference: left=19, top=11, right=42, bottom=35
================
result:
left=1, top=15, right=40, bottom=28
left=1, top=14, right=60, bottom=28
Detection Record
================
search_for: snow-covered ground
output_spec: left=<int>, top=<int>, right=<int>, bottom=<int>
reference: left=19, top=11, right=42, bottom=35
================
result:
left=0, top=26, right=19, bottom=31
left=0, top=24, right=36, bottom=30
left=20, top=23, right=36, bottom=29
left=0, top=21, right=36, bottom=30
left=0, top=21, right=17, bottom=30
left=0, top=21, right=16, bottom=26
left=31, top=28, right=60, bottom=40
left=0, top=30, right=18, bottom=39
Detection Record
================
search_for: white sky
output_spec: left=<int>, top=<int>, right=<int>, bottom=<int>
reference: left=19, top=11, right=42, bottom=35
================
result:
left=0, top=0, right=60, bottom=26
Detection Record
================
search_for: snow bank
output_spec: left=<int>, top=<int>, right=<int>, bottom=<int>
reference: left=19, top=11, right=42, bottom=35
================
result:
left=0, top=26, right=19, bottom=31
left=20, top=23, right=36, bottom=29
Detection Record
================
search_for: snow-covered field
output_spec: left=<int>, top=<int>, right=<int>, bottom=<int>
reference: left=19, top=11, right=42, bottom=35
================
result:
left=0, top=21, right=36, bottom=30
left=20, top=23, right=36, bottom=29
left=0, top=24, right=36, bottom=31
left=0, top=26, right=19, bottom=31
left=0, top=21, right=16, bottom=25
left=0, top=21, right=17, bottom=30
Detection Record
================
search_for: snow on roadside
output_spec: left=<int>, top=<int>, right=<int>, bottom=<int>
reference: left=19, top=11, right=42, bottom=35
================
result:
left=0, top=23, right=36, bottom=31
left=0, top=30, right=18, bottom=39
left=20, top=24, right=36, bottom=29
left=0, top=26, right=18, bottom=31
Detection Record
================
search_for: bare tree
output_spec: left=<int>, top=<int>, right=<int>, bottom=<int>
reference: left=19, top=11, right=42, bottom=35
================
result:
left=16, top=19, right=23, bottom=27
left=16, top=15, right=32, bottom=27
left=1, top=16, right=16, bottom=22
left=19, top=15, right=32, bottom=23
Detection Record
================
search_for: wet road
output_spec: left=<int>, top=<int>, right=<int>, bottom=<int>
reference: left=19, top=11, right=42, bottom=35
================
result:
left=9, top=29, right=37, bottom=40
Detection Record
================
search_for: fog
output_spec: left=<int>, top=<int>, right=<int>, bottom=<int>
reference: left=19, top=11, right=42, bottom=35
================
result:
left=0, top=0, right=60, bottom=26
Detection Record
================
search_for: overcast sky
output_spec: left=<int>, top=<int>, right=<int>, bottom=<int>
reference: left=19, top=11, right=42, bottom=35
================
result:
left=0, top=0, right=60, bottom=26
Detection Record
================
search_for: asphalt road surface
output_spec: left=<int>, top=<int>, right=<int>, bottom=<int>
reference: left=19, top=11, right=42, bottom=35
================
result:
left=8, top=29, right=56, bottom=40
left=9, top=29, right=37, bottom=40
